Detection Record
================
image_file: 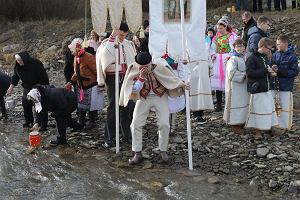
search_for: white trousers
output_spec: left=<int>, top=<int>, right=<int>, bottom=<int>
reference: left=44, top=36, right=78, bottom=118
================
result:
left=273, top=91, right=293, bottom=130
left=131, top=94, right=170, bottom=152
left=246, top=91, right=278, bottom=130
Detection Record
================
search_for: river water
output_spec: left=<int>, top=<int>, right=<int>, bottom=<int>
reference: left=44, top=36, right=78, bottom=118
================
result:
left=0, top=120, right=272, bottom=200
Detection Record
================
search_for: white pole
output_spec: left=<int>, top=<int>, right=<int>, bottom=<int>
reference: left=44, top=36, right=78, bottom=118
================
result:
left=115, top=38, right=120, bottom=154
left=180, top=0, right=193, bottom=170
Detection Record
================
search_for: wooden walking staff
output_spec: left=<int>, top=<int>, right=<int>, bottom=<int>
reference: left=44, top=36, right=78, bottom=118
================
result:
left=179, top=0, right=193, bottom=170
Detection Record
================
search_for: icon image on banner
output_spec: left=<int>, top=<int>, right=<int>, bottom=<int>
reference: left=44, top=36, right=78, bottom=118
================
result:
left=164, top=0, right=191, bottom=23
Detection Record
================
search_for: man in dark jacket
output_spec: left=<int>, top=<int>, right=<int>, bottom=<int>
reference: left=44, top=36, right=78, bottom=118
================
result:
left=246, top=16, right=270, bottom=58
left=245, top=38, right=278, bottom=139
left=0, top=71, right=11, bottom=120
left=271, top=35, right=299, bottom=130
left=29, top=85, right=82, bottom=145
left=252, top=0, right=263, bottom=12
left=241, top=12, right=257, bottom=45
left=6, top=51, right=49, bottom=129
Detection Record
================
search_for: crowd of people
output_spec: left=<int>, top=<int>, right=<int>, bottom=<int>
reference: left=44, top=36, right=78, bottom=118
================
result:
left=0, top=11, right=298, bottom=165
left=236, top=0, right=292, bottom=12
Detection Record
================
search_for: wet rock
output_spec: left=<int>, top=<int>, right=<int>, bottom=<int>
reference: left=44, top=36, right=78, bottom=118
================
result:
left=116, top=161, right=131, bottom=169
left=193, top=176, right=206, bottom=183
left=177, top=169, right=200, bottom=177
left=207, top=176, right=220, bottom=184
left=256, top=148, right=269, bottom=158
left=141, top=181, right=163, bottom=191
left=142, top=161, right=153, bottom=169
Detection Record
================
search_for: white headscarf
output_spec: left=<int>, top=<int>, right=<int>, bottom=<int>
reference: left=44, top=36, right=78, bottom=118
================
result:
left=27, top=89, right=42, bottom=113
left=15, top=54, right=22, bottom=61
left=68, top=38, right=83, bottom=54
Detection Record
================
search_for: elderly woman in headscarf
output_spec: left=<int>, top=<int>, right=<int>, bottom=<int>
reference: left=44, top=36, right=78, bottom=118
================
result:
left=210, top=16, right=237, bottom=112
left=66, top=38, right=103, bottom=129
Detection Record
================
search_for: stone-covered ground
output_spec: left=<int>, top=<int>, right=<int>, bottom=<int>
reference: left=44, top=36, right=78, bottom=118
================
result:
left=0, top=8, right=300, bottom=199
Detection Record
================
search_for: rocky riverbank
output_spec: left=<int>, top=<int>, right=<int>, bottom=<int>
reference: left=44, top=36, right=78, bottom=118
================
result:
left=0, top=9, right=300, bottom=199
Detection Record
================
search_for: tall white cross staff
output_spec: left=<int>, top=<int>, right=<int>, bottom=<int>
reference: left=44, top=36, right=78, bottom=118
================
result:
left=179, top=0, right=193, bottom=170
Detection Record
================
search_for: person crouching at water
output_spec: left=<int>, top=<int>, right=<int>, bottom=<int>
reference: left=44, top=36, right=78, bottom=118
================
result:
left=28, top=85, right=83, bottom=145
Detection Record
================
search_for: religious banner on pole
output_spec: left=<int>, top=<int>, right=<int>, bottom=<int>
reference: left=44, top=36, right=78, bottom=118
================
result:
left=149, top=0, right=207, bottom=61
left=90, top=0, right=142, bottom=34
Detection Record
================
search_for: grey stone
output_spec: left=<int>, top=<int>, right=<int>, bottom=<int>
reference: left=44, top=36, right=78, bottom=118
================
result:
left=3, top=44, right=20, bottom=53
left=0, top=30, right=15, bottom=43
left=210, top=132, right=220, bottom=137
left=275, top=167, right=282, bottom=172
left=288, top=184, right=299, bottom=193
left=278, top=153, right=288, bottom=159
left=284, top=166, right=294, bottom=172
left=207, top=176, right=220, bottom=184
left=256, top=148, right=269, bottom=158
left=255, top=164, right=267, bottom=169
left=232, top=162, right=240, bottom=167
left=172, top=136, right=184, bottom=143
left=292, top=152, right=300, bottom=159
left=142, top=161, right=153, bottom=169
left=267, top=153, right=277, bottom=159
left=44, top=45, right=58, bottom=55
left=268, top=179, right=278, bottom=189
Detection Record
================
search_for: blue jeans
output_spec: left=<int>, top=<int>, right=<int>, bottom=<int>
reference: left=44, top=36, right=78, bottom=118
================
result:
left=236, top=0, right=248, bottom=10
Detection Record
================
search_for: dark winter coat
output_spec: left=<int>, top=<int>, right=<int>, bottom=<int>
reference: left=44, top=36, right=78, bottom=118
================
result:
left=242, top=17, right=257, bottom=45
left=11, top=51, right=49, bottom=89
left=272, top=45, right=299, bottom=91
left=0, top=71, right=11, bottom=96
left=246, top=26, right=268, bottom=57
left=64, top=49, right=75, bottom=83
left=35, top=86, right=77, bottom=125
left=246, top=51, right=273, bottom=94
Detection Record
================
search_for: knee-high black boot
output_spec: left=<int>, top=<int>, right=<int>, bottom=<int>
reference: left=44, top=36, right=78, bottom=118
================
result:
left=78, top=111, right=86, bottom=127
left=215, top=90, right=223, bottom=112
left=85, top=111, right=97, bottom=129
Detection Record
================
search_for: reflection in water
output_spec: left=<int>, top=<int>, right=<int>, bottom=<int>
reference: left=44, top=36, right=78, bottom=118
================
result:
left=0, top=121, right=264, bottom=200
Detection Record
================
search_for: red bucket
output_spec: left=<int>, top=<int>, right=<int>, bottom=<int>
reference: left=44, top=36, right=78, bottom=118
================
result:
left=29, top=131, right=41, bottom=148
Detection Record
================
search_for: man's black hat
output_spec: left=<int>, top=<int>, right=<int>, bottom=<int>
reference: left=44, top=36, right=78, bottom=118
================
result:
left=135, top=52, right=152, bottom=65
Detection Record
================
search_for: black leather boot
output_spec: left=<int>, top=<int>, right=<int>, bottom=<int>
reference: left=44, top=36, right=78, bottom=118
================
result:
left=129, top=152, right=143, bottom=165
